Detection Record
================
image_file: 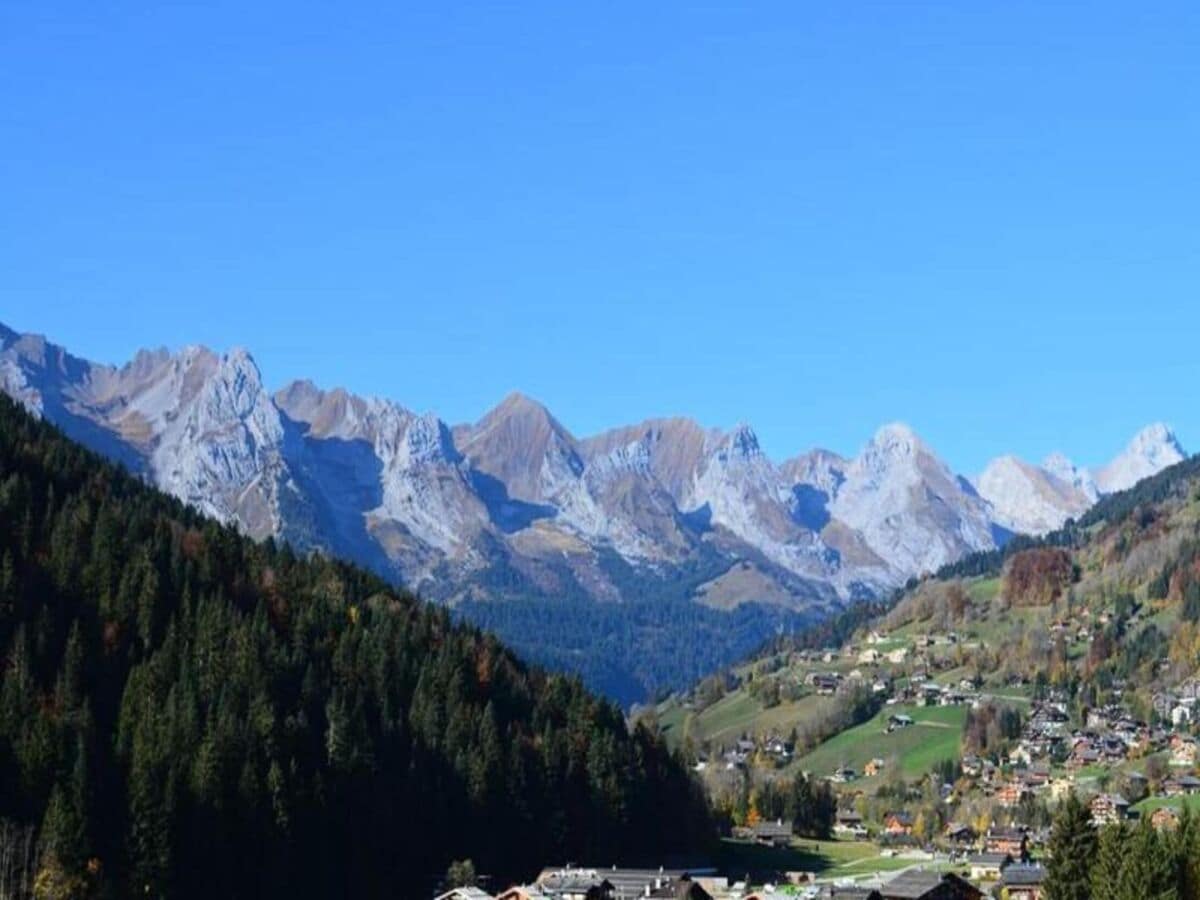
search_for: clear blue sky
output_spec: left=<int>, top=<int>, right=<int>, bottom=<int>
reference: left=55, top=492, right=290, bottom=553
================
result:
left=2, top=2, right=1198, bottom=472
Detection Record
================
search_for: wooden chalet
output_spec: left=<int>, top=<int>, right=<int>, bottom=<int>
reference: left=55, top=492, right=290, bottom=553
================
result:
left=752, top=818, right=794, bottom=847
left=966, top=852, right=1011, bottom=882
left=984, top=827, right=1028, bottom=859
left=877, top=871, right=983, bottom=900
left=1089, top=793, right=1130, bottom=825
left=1000, top=863, right=1047, bottom=900
left=883, top=811, right=915, bottom=836
left=942, top=823, right=976, bottom=846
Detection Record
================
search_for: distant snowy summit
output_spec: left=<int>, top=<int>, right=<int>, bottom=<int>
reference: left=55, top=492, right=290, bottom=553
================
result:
left=976, top=424, right=1185, bottom=536
left=0, top=320, right=1187, bottom=615
left=1095, top=422, right=1186, bottom=493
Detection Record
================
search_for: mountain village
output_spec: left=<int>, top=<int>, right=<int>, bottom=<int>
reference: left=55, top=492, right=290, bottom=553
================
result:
left=432, top=578, right=1200, bottom=900
left=634, top=519, right=1200, bottom=900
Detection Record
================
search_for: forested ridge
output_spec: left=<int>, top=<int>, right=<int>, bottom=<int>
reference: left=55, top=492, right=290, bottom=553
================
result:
left=0, top=395, right=712, bottom=898
left=460, top=590, right=815, bottom=706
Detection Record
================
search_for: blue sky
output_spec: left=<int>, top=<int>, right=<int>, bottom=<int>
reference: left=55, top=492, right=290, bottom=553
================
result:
left=2, top=2, right=1198, bottom=472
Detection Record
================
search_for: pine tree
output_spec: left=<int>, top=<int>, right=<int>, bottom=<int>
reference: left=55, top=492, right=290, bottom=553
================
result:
left=0, top=549, right=15, bottom=623
left=445, top=858, right=476, bottom=889
left=790, top=772, right=814, bottom=835
left=1118, top=820, right=1177, bottom=900
left=1092, top=823, right=1129, bottom=900
left=1169, top=806, right=1200, bottom=900
left=38, top=784, right=86, bottom=873
left=1045, top=793, right=1099, bottom=900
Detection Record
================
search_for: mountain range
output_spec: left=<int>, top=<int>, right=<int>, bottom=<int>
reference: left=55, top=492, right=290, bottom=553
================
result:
left=0, top=321, right=1186, bottom=699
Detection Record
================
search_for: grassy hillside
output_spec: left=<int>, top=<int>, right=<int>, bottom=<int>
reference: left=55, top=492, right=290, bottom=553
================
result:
left=662, top=691, right=829, bottom=748
left=793, top=705, right=967, bottom=780
left=716, top=836, right=924, bottom=882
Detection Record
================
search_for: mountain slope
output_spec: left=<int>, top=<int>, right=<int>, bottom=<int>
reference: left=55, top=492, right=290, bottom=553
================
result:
left=274, top=378, right=490, bottom=576
left=0, top=393, right=712, bottom=896
left=661, top=448, right=1200, bottom=795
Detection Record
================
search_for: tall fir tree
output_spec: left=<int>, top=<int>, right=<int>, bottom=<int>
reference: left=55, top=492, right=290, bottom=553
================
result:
left=1117, top=820, right=1177, bottom=900
left=1170, top=806, right=1200, bottom=900
left=1092, top=823, right=1129, bottom=900
left=1045, top=793, right=1099, bottom=900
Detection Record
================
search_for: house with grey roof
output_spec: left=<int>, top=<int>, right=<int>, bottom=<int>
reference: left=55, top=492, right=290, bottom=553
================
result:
left=1001, top=863, right=1047, bottom=900
left=877, top=870, right=983, bottom=900
left=435, top=889, right=496, bottom=900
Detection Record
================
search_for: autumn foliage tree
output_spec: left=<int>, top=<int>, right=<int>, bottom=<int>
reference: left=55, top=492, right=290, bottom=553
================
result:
left=1001, top=548, right=1077, bottom=608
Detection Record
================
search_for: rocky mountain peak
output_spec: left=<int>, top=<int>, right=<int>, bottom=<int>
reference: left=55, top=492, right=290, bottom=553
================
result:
left=460, top=391, right=582, bottom=503
left=206, top=347, right=271, bottom=420
left=976, top=454, right=1093, bottom=536
left=1095, top=422, right=1186, bottom=493
left=717, top=423, right=764, bottom=461
left=1130, top=422, right=1183, bottom=458
left=831, top=422, right=995, bottom=576
left=472, top=391, right=575, bottom=447
left=479, top=391, right=566, bottom=434
left=976, top=425, right=1187, bottom=536
left=274, top=377, right=323, bottom=412
left=1041, top=451, right=1100, bottom=503
left=178, top=343, right=220, bottom=366
left=980, top=454, right=1025, bottom=478
left=123, top=346, right=174, bottom=378
left=781, top=448, right=848, bottom=496
left=867, top=422, right=924, bottom=457
left=1042, top=451, right=1078, bottom=478
left=399, top=412, right=461, bottom=467
left=276, top=379, right=399, bottom=442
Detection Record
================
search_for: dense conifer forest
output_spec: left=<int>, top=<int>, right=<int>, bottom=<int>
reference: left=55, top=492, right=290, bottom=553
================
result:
left=0, top=396, right=713, bottom=898
left=460, top=590, right=815, bottom=705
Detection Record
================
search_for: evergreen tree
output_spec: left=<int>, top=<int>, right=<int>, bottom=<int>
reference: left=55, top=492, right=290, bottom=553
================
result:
left=1091, top=823, right=1129, bottom=900
left=1170, top=806, right=1200, bottom=900
left=445, top=859, right=477, bottom=889
left=1117, top=820, right=1176, bottom=900
left=1045, top=793, right=1098, bottom=900
left=38, top=784, right=86, bottom=874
